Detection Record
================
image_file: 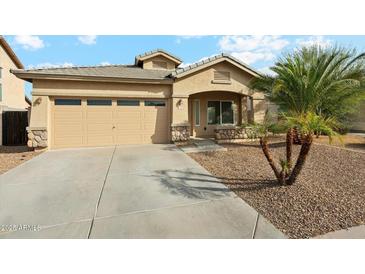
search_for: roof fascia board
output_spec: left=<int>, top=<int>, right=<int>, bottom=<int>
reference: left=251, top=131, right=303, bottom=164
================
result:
left=11, top=71, right=173, bottom=85
left=135, top=51, right=182, bottom=65
left=174, top=57, right=260, bottom=79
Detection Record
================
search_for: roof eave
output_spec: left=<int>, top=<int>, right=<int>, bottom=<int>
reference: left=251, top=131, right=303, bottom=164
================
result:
left=172, top=55, right=262, bottom=79
left=135, top=50, right=182, bottom=66
left=11, top=71, right=173, bottom=85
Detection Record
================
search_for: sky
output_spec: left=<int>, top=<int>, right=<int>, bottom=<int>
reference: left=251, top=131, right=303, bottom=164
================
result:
left=4, top=35, right=365, bottom=97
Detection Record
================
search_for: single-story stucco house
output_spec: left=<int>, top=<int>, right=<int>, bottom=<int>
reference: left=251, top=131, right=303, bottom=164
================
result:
left=11, top=49, right=274, bottom=150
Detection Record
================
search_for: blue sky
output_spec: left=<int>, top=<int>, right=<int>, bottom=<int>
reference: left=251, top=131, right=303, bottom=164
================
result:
left=4, top=35, right=365, bottom=97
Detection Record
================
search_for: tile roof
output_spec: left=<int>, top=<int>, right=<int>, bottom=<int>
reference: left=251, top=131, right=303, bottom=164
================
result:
left=172, top=53, right=261, bottom=77
left=12, top=65, right=173, bottom=80
left=11, top=52, right=261, bottom=82
left=135, top=49, right=182, bottom=64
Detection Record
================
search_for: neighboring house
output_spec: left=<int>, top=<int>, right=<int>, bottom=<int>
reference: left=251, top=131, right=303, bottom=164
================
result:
left=350, top=101, right=365, bottom=132
left=0, top=36, right=31, bottom=145
left=12, top=49, right=272, bottom=150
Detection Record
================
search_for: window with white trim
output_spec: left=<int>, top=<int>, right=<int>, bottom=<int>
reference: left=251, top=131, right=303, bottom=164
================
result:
left=194, top=100, right=200, bottom=126
left=207, top=101, right=234, bottom=125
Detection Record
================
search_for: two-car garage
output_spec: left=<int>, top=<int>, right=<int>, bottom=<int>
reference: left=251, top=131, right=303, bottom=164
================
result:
left=51, top=98, right=169, bottom=149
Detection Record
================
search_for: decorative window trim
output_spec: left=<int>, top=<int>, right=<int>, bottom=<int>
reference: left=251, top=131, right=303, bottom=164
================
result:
left=207, top=100, right=235, bottom=125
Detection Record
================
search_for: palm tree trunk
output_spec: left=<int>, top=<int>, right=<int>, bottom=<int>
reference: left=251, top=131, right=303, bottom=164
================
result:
left=286, top=128, right=294, bottom=169
left=259, top=137, right=282, bottom=183
left=287, top=134, right=313, bottom=185
left=293, top=127, right=302, bottom=145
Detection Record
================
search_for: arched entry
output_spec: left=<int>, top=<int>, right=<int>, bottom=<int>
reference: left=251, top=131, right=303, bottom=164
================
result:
left=188, top=90, right=252, bottom=138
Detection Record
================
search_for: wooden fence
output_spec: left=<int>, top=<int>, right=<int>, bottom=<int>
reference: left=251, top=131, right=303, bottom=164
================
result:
left=2, top=111, right=28, bottom=145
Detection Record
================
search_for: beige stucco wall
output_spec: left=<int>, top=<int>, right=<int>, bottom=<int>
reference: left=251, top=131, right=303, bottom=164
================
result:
left=142, top=55, right=177, bottom=70
left=189, top=91, right=241, bottom=137
left=32, top=79, right=172, bottom=98
left=0, top=45, right=28, bottom=109
left=173, top=61, right=262, bottom=97
left=170, top=61, right=266, bottom=125
left=29, top=79, right=173, bottom=139
left=27, top=59, right=273, bottom=148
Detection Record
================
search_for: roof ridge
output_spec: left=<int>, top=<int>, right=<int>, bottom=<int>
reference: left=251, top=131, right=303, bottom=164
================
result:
left=135, top=49, right=182, bottom=64
left=172, top=52, right=261, bottom=77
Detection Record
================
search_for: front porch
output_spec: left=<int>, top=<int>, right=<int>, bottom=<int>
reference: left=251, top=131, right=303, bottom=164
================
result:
left=171, top=90, right=265, bottom=143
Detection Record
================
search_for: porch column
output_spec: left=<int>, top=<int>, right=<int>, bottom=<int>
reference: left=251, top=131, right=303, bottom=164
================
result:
left=170, top=95, right=190, bottom=143
left=240, top=95, right=248, bottom=124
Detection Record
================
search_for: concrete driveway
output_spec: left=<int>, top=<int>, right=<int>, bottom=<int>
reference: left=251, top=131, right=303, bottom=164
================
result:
left=0, top=144, right=285, bottom=238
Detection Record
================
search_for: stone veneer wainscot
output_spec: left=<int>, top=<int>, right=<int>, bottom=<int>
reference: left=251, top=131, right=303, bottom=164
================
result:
left=214, top=125, right=256, bottom=142
left=171, top=123, right=190, bottom=142
left=27, top=127, right=47, bottom=148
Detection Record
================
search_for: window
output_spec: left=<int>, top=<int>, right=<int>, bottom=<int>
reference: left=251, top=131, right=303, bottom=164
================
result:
left=87, top=99, right=112, bottom=106
left=207, top=101, right=221, bottom=125
left=152, top=61, right=168, bottom=69
left=207, top=101, right=234, bottom=125
left=214, top=71, right=230, bottom=81
left=144, top=100, right=165, bottom=107
left=117, top=100, right=140, bottom=106
left=194, top=100, right=200, bottom=126
left=55, top=99, right=81, bottom=105
left=221, top=101, right=234, bottom=124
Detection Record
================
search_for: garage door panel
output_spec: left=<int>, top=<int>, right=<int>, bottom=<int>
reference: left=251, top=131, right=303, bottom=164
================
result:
left=114, top=123, right=142, bottom=130
left=53, top=136, right=83, bottom=147
left=54, top=112, right=83, bottom=121
left=52, top=98, right=168, bottom=148
left=54, top=125, right=83, bottom=136
left=86, top=123, right=113, bottom=132
left=86, top=111, right=113, bottom=121
left=115, top=134, right=144, bottom=144
left=86, top=135, right=114, bottom=146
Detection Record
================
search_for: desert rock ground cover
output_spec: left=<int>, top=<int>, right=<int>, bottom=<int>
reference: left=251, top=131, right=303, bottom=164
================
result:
left=189, top=139, right=365, bottom=238
left=0, top=146, right=42, bottom=175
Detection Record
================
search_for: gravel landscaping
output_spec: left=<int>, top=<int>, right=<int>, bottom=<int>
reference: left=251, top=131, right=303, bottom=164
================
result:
left=188, top=139, right=365, bottom=238
left=314, top=134, right=365, bottom=152
left=0, top=146, right=42, bottom=175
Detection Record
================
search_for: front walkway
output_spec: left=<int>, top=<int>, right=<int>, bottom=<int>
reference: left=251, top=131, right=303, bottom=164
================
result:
left=178, top=138, right=227, bottom=153
left=0, top=144, right=285, bottom=238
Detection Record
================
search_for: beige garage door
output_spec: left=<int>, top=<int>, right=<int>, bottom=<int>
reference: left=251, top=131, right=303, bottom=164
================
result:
left=51, top=98, right=169, bottom=149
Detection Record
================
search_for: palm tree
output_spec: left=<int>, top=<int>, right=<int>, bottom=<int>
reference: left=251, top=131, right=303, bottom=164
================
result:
left=250, top=45, right=365, bottom=132
left=249, top=45, right=365, bottom=185
left=253, top=112, right=339, bottom=185
left=285, top=112, right=339, bottom=184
